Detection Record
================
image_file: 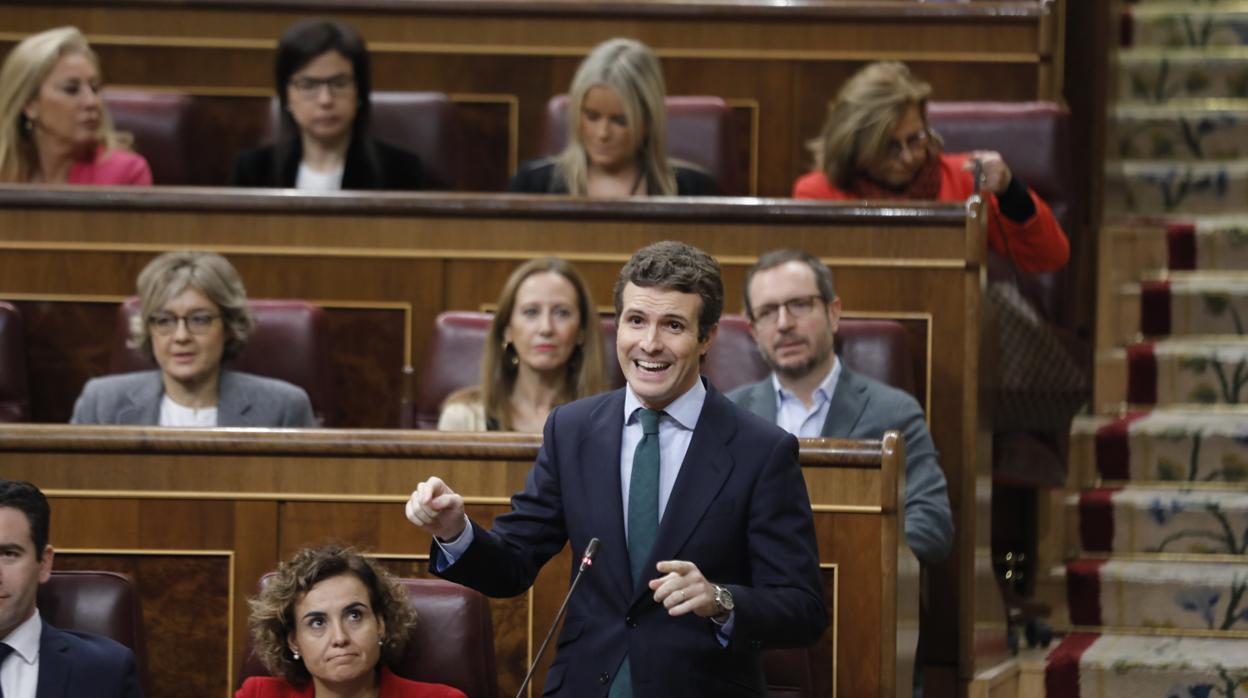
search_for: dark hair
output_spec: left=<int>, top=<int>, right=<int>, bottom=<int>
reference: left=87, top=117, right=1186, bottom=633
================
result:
left=248, top=545, right=416, bottom=687
left=271, top=19, right=377, bottom=183
left=742, top=249, right=837, bottom=321
left=0, top=480, right=50, bottom=561
left=613, top=241, right=723, bottom=342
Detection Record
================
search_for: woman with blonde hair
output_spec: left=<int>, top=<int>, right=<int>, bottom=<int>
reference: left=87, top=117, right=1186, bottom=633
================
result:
left=439, top=257, right=608, bottom=432
left=239, top=545, right=465, bottom=697
left=0, top=26, right=151, bottom=184
left=794, top=60, right=1068, bottom=273
left=508, top=38, right=717, bottom=197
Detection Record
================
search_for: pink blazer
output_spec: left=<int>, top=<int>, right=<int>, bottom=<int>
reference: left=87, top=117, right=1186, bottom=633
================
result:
left=67, top=147, right=152, bottom=186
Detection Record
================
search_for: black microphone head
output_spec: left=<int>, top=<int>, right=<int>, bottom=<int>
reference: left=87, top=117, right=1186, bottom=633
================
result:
left=584, top=537, right=601, bottom=561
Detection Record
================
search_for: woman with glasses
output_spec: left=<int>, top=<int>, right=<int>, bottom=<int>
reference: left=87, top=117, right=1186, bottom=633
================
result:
left=508, top=38, right=717, bottom=197
left=793, top=60, right=1068, bottom=273
left=70, top=251, right=316, bottom=427
left=229, top=19, right=424, bottom=191
left=0, top=26, right=151, bottom=184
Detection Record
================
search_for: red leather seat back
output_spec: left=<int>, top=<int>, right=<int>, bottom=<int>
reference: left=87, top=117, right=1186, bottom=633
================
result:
left=239, top=575, right=498, bottom=698
left=38, top=570, right=148, bottom=690
left=413, top=311, right=622, bottom=430
left=927, top=101, right=1074, bottom=324
left=927, top=101, right=1073, bottom=236
left=705, top=315, right=917, bottom=398
left=266, top=91, right=463, bottom=189
left=109, top=297, right=336, bottom=426
left=0, top=301, right=30, bottom=422
left=102, top=89, right=194, bottom=185
left=539, top=94, right=741, bottom=195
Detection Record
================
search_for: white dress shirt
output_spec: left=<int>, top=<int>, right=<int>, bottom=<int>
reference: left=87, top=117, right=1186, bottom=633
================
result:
left=772, top=358, right=841, bottom=437
left=1, top=609, right=43, bottom=698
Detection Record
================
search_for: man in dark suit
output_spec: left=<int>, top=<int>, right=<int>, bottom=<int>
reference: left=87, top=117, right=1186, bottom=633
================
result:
left=0, top=481, right=142, bottom=698
left=407, top=241, right=826, bottom=697
left=726, top=249, right=953, bottom=565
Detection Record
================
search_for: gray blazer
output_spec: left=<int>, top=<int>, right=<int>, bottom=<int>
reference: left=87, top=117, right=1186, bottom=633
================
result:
left=70, top=369, right=316, bottom=427
left=728, top=363, right=954, bottom=564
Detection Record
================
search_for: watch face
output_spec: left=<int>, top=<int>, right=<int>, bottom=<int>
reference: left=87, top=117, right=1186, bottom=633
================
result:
left=716, top=585, right=734, bottom=611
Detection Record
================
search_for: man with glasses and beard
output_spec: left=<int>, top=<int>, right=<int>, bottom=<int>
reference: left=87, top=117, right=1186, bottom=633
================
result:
left=728, top=249, right=952, bottom=565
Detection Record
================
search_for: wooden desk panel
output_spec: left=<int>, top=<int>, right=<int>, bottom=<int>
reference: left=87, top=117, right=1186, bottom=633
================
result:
left=0, top=186, right=986, bottom=680
left=0, top=1, right=1060, bottom=196
left=0, top=426, right=911, bottom=698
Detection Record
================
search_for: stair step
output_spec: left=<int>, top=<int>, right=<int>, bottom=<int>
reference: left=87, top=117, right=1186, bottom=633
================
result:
left=1045, top=632, right=1248, bottom=697
left=1067, top=558, right=1248, bottom=631
left=1105, top=160, right=1248, bottom=216
left=1165, top=218, right=1248, bottom=270
left=1113, top=104, right=1248, bottom=160
left=1137, top=274, right=1248, bottom=337
left=1078, top=486, right=1248, bottom=554
left=1126, top=5, right=1248, bottom=49
left=1127, top=338, right=1248, bottom=405
left=1075, top=410, right=1248, bottom=484
left=1118, top=48, right=1248, bottom=103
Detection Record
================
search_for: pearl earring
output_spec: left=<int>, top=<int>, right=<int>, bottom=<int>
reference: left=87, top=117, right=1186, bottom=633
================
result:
left=292, top=650, right=300, bottom=660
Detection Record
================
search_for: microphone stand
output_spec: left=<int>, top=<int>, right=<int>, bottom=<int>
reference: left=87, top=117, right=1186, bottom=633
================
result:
left=514, top=537, right=600, bottom=698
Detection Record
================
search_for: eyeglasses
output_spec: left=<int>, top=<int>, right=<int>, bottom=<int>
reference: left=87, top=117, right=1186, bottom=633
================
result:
left=148, top=312, right=220, bottom=336
left=288, top=74, right=355, bottom=99
left=882, top=128, right=931, bottom=162
left=752, top=295, right=823, bottom=327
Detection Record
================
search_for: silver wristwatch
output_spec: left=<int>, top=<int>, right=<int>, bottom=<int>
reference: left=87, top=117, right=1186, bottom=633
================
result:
left=712, top=584, right=735, bottom=621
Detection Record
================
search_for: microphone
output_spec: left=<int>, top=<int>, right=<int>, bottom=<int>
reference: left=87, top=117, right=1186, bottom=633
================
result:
left=514, top=537, right=600, bottom=698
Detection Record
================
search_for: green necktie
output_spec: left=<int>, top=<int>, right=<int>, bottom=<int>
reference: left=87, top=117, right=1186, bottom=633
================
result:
left=628, top=407, right=662, bottom=586
left=612, top=407, right=662, bottom=698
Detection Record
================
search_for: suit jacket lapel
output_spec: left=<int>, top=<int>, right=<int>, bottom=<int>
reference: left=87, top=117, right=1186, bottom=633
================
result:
left=583, top=390, right=631, bottom=603
left=630, top=386, right=738, bottom=608
left=744, top=379, right=779, bottom=423
left=820, top=362, right=869, bottom=438
left=217, top=371, right=255, bottom=427
left=36, top=622, right=70, bottom=698
left=115, top=372, right=162, bottom=425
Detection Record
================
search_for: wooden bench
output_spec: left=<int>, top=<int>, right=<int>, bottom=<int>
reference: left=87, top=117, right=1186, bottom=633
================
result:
left=0, top=425, right=915, bottom=697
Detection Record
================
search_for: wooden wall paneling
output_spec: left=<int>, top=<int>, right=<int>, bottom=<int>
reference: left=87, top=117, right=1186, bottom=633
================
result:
left=46, top=496, right=280, bottom=698
left=0, top=1, right=1058, bottom=197
left=0, top=187, right=987, bottom=684
left=55, top=551, right=232, bottom=698
left=3, top=295, right=408, bottom=427
left=0, top=427, right=903, bottom=697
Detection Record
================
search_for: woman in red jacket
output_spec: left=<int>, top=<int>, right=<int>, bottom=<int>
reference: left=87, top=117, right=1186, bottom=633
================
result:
left=794, top=61, right=1069, bottom=274
left=238, top=545, right=465, bottom=698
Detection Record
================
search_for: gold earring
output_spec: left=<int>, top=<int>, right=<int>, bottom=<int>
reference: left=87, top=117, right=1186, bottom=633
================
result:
left=503, top=340, right=519, bottom=368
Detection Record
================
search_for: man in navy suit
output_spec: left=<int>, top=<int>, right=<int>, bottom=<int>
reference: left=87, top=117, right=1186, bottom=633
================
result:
left=0, top=481, right=142, bottom=698
left=407, top=241, right=826, bottom=697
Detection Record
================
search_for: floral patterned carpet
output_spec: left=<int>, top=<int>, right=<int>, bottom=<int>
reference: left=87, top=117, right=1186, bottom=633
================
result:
left=1046, top=1, right=1248, bottom=694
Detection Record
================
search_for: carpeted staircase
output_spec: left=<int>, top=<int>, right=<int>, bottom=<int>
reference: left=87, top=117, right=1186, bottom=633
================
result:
left=1041, top=1, right=1248, bottom=695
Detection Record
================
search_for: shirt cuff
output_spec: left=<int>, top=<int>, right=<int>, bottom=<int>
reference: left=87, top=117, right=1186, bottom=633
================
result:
left=431, top=515, right=474, bottom=571
left=996, top=175, right=1037, bottom=224
left=713, top=611, right=735, bottom=647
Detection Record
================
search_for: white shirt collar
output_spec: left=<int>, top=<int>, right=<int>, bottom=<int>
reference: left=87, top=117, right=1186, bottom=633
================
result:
left=772, top=355, right=841, bottom=407
left=2, top=608, right=42, bottom=664
left=623, top=377, right=707, bottom=432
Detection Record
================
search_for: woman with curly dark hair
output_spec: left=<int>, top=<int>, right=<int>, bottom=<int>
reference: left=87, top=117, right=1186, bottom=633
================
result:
left=238, top=545, right=465, bottom=698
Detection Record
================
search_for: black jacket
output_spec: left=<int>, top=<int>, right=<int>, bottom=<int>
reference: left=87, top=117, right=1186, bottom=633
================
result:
left=229, top=137, right=425, bottom=190
left=507, top=157, right=719, bottom=196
